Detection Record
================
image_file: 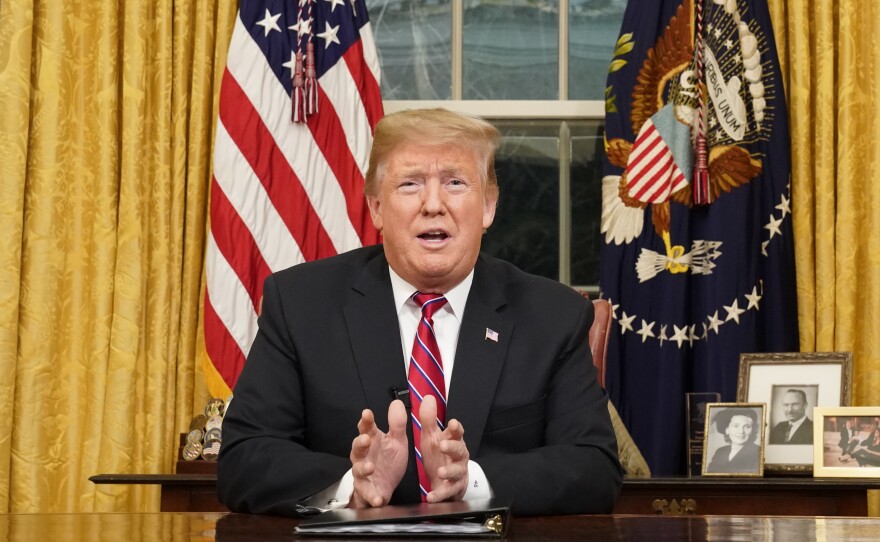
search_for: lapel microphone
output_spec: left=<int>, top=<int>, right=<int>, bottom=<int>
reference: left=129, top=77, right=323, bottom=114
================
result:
left=389, top=386, right=411, bottom=409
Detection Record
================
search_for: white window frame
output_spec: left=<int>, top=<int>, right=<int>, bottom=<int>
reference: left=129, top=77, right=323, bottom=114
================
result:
left=381, top=0, right=606, bottom=291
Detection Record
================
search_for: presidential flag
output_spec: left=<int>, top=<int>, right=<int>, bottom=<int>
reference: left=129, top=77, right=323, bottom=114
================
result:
left=601, top=0, right=798, bottom=475
left=203, top=0, right=382, bottom=397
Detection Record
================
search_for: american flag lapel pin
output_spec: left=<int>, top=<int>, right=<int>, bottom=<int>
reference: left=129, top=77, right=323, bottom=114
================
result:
left=485, top=328, right=499, bottom=342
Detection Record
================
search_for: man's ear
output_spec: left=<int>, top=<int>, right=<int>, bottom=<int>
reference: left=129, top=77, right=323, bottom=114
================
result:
left=367, top=195, right=383, bottom=231
left=482, top=193, right=498, bottom=230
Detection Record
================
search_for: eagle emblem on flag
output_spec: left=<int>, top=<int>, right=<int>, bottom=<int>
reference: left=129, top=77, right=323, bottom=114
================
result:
left=602, top=0, right=769, bottom=282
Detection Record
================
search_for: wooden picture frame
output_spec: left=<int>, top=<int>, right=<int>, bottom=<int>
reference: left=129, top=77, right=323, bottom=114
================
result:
left=814, top=407, right=880, bottom=478
left=736, top=352, right=852, bottom=473
left=702, top=402, right=766, bottom=477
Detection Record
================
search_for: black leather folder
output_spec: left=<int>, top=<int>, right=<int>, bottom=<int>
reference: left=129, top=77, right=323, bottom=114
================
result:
left=294, top=499, right=510, bottom=537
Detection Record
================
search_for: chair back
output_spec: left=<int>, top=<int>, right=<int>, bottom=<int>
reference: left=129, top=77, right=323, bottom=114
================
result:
left=588, top=298, right=612, bottom=388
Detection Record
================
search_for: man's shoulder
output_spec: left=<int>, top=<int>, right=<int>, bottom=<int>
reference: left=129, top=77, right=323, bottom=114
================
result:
left=476, top=253, right=586, bottom=306
left=266, top=245, right=386, bottom=301
left=273, top=245, right=384, bottom=282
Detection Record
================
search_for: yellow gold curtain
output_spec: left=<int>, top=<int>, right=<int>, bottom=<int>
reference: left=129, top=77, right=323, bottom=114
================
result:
left=769, top=0, right=880, bottom=516
left=0, top=0, right=235, bottom=512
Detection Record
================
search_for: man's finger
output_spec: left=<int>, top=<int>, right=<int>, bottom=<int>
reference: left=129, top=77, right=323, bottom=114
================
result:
left=357, top=408, right=376, bottom=435
left=438, top=464, right=467, bottom=481
left=352, top=482, right=384, bottom=508
left=419, top=394, right=440, bottom=435
left=439, top=439, right=468, bottom=460
left=425, top=481, right=465, bottom=504
left=387, top=399, right=408, bottom=438
left=350, top=433, right=371, bottom=460
left=445, top=418, right=465, bottom=439
left=352, top=460, right=376, bottom=478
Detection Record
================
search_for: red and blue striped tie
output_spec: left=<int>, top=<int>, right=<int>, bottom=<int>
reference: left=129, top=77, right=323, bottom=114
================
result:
left=408, top=292, right=448, bottom=501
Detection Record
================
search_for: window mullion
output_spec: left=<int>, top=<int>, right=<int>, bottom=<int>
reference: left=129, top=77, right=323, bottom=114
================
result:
left=559, top=0, right=569, bottom=101
left=558, top=121, right=571, bottom=285
left=451, top=0, right=463, bottom=100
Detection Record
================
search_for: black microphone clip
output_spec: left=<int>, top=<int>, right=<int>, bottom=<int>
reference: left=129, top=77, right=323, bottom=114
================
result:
left=389, top=386, right=411, bottom=409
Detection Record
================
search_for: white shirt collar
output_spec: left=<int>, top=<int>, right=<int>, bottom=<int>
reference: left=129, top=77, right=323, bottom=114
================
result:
left=388, top=265, right=474, bottom=320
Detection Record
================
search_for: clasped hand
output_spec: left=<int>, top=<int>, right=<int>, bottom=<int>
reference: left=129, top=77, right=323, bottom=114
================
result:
left=349, top=395, right=469, bottom=507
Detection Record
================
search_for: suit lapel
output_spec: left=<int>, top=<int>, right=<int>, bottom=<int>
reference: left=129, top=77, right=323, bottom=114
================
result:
left=343, top=253, right=407, bottom=425
left=446, top=256, right=513, bottom=457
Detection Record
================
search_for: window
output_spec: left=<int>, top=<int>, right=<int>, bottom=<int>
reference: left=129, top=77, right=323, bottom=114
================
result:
left=367, top=0, right=626, bottom=292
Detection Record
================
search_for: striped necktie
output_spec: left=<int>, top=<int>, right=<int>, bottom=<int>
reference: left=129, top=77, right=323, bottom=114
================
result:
left=408, top=292, right=448, bottom=501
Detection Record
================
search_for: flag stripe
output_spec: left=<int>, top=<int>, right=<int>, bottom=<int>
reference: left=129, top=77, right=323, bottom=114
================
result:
left=305, top=83, right=375, bottom=245
left=209, top=175, right=272, bottom=309
left=343, top=35, right=384, bottom=130
left=635, top=154, right=674, bottom=200
left=206, top=233, right=260, bottom=357
left=359, top=22, right=382, bottom=89
left=203, top=290, right=248, bottom=390
left=213, top=120, right=305, bottom=271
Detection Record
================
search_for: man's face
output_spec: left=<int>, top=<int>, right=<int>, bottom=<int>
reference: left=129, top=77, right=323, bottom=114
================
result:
left=367, top=142, right=497, bottom=293
left=782, top=392, right=806, bottom=421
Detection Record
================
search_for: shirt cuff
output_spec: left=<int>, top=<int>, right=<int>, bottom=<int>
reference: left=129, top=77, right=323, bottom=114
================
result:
left=463, top=460, right=494, bottom=500
left=304, top=469, right=354, bottom=510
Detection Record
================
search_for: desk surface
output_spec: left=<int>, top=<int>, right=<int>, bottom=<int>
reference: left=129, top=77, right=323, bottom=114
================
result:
left=2, top=512, right=880, bottom=541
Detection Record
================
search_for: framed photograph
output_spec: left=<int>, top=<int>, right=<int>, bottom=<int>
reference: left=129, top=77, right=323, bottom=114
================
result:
left=814, top=407, right=880, bottom=477
left=702, top=403, right=766, bottom=477
left=737, top=352, right=853, bottom=473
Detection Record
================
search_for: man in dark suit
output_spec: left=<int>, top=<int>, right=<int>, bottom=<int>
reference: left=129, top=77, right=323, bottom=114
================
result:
left=768, top=389, right=813, bottom=444
left=217, top=108, right=622, bottom=517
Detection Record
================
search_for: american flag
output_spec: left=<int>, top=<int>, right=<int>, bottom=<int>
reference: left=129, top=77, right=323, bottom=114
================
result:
left=203, top=0, right=383, bottom=396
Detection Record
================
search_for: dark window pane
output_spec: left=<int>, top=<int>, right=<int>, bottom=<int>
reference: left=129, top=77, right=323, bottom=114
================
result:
left=570, top=121, right=605, bottom=286
left=482, top=122, right=559, bottom=280
left=463, top=2, right=558, bottom=99
left=367, top=0, right=452, bottom=99
left=569, top=0, right=626, bottom=100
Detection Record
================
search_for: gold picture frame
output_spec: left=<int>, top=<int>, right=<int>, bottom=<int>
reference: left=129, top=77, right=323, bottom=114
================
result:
left=736, top=352, right=852, bottom=473
left=814, top=407, right=880, bottom=478
left=702, top=402, right=766, bottom=477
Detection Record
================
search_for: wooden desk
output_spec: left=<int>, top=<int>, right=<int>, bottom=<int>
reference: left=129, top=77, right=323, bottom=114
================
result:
left=3, top=512, right=880, bottom=541
left=616, top=477, right=877, bottom=516
left=90, top=474, right=880, bottom=516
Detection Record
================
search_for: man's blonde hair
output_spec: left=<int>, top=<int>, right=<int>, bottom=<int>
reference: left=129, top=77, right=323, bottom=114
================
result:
left=364, top=108, right=500, bottom=199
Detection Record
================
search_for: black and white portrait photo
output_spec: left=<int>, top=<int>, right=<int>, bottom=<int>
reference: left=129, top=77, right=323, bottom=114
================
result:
left=768, top=385, right=818, bottom=445
left=703, top=404, right=766, bottom=477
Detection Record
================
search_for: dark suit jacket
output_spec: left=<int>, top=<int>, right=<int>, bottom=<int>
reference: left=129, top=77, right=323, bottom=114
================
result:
left=217, top=245, right=621, bottom=516
left=839, top=426, right=851, bottom=451
left=706, top=442, right=760, bottom=473
left=769, top=417, right=813, bottom=444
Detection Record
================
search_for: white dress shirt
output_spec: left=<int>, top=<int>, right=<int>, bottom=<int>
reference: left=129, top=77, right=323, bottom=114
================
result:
left=309, top=267, right=493, bottom=508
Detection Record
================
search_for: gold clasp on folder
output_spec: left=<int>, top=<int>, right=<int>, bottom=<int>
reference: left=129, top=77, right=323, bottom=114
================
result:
left=484, top=514, right=503, bottom=535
